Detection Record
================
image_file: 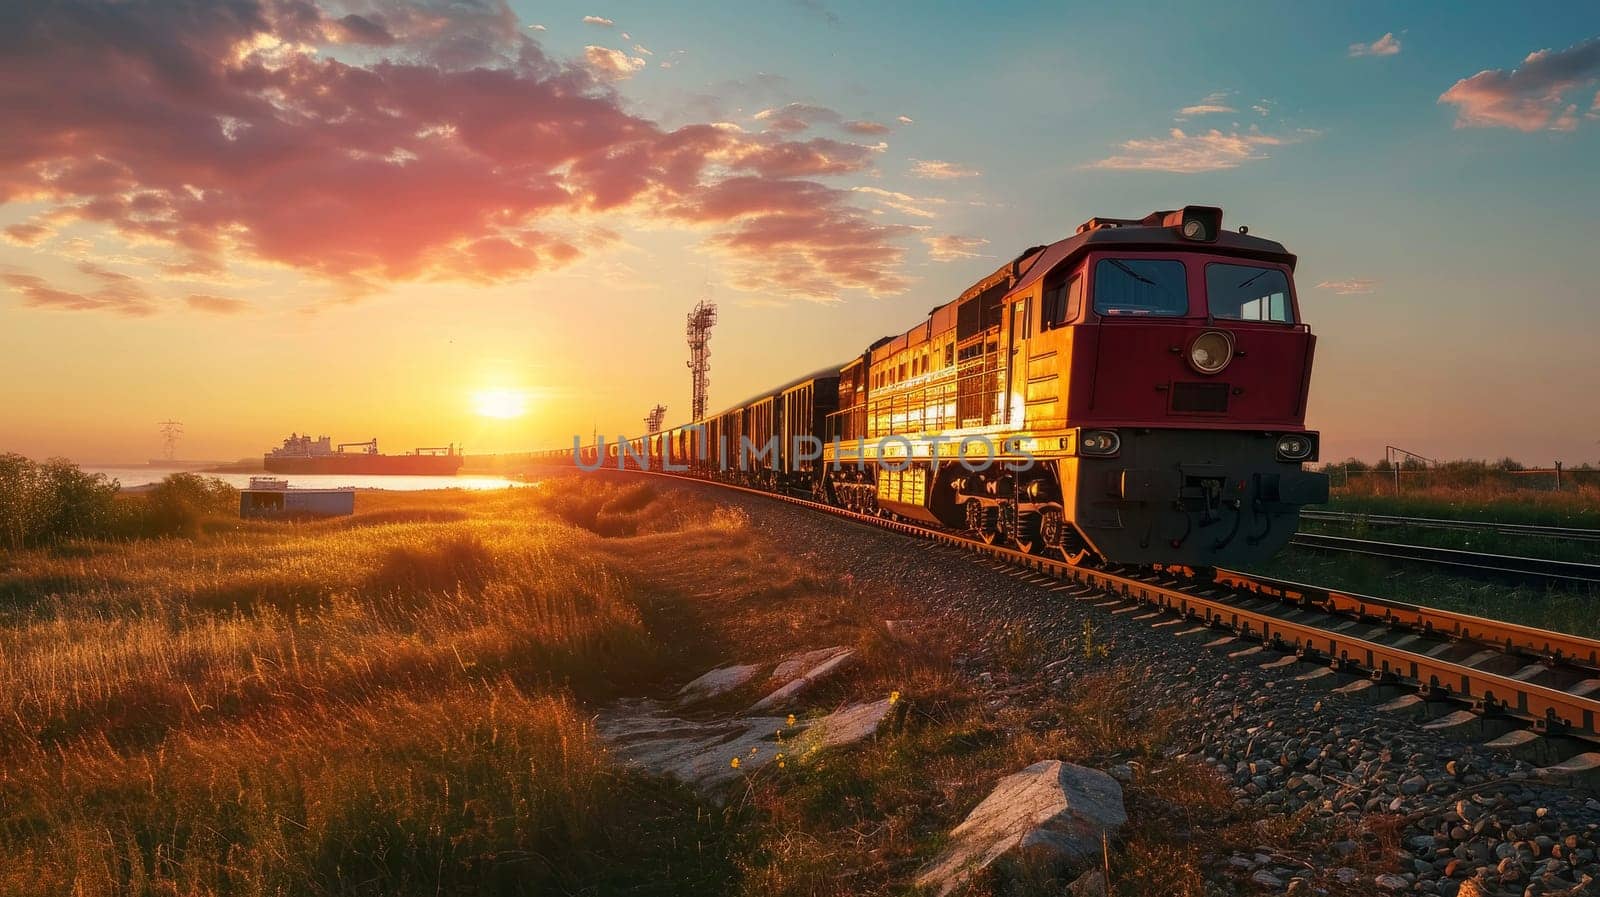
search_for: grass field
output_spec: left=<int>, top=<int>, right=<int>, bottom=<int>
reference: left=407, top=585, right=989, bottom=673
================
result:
left=0, top=474, right=1272, bottom=897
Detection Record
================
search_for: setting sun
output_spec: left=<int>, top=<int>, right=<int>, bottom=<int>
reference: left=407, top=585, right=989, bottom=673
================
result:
left=473, top=389, right=529, bottom=420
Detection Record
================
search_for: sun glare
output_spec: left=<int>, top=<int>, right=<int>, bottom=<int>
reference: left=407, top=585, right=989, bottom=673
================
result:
left=473, top=388, right=529, bottom=419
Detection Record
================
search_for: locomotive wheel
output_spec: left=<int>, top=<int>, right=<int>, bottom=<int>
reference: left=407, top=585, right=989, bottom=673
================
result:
left=964, top=499, right=984, bottom=533
left=1013, top=512, right=1044, bottom=555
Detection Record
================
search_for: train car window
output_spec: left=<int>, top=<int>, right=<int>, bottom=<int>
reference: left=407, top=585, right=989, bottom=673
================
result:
left=1093, top=258, right=1189, bottom=316
left=1205, top=263, right=1295, bottom=323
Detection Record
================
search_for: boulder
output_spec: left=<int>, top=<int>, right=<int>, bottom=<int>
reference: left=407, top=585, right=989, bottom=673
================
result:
left=770, top=646, right=852, bottom=683
left=597, top=697, right=894, bottom=792
left=749, top=647, right=858, bottom=712
left=677, top=663, right=763, bottom=705
left=915, top=760, right=1126, bottom=897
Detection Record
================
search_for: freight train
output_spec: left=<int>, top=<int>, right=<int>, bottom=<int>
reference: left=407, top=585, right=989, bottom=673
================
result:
left=549, top=206, right=1329, bottom=568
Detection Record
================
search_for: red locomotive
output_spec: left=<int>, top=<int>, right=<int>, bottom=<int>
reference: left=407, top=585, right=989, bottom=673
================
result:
left=569, top=206, right=1328, bottom=568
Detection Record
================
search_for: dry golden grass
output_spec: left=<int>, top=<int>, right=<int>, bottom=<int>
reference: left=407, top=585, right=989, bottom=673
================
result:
left=0, top=481, right=749, bottom=895
left=0, top=472, right=1250, bottom=895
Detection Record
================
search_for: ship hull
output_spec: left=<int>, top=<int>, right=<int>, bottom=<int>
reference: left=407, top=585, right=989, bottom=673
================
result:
left=262, top=454, right=463, bottom=476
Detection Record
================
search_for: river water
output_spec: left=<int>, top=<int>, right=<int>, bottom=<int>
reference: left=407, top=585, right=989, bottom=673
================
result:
left=84, top=466, right=527, bottom=491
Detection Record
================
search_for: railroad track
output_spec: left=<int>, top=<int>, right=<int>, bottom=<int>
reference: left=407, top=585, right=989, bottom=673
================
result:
left=577, top=466, right=1600, bottom=776
left=1287, top=531, right=1600, bottom=588
left=1301, top=509, right=1600, bottom=543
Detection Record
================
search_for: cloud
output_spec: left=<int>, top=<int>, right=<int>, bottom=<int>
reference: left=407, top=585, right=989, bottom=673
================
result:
left=897, top=115, right=914, bottom=124
left=582, top=15, right=613, bottom=26
left=3, top=266, right=157, bottom=316
left=1349, top=33, right=1402, bottom=57
left=909, top=159, right=980, bottom=179
left=791, top=0, right=840, bottom=25
left=923, top=234, right=989, bottom=261
left=632, top=44, right=652, bottom=55
left=1084, top=127, right=1316, bottom=173
left=1439, top=37, right=1600, bottom=131
left=751, top=103, right=890, bottom=138
left=1177, top=91, right=1236, bottom=119
left=843, top=120, right=890, bottom=135
left=2, top=222, right=53, bottom=246
left=1316, top=279, right=1378, bottom=295
left=184, top=293, right=251, bottom=314
left=0, top=0, right=916, bottom=305
left=528, top=23, right=546, bottom=31
left=584, top=45, right=645, bottom=79
left=854, top=186, right=942, bottom=219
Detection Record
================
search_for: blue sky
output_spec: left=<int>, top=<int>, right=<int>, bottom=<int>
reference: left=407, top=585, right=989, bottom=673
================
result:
left=1, top=1, right=1597, bottom=463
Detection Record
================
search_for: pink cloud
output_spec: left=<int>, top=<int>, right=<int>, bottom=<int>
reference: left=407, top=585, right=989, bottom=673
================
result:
left=1085, top=127, right=1317, bottom=173
left=184, top=293, right=251, bottom=314
left=909, top=159, right=980, bottom=179
left=1439, top=38, right=1600, bottom=131
left=3, top=266, right=157, bottom=316
left=923, top=234, right=989, bottom=261
left=1349, top=33, right=1402, bottom=58
left=0, top=0, right=913, bottom=307
left=1316, top=279, right=1378, bottom=295
left=584, top=45, right=645, bottom=80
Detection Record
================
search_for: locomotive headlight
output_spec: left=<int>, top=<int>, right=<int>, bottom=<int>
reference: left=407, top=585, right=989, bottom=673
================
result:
left=1276, top=434, right=1314, bottom=461
left=1182, top=218, right=1207, bottom=240
left=1187, top=330, right=1234, bottom=375
left=1079, top=429, right=1121, bottom=456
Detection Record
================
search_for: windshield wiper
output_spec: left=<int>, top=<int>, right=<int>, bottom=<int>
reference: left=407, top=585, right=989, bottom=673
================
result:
left=1235, top=269, right=1273, bottom=290
left=1107, top=258, right=1157, bottom=286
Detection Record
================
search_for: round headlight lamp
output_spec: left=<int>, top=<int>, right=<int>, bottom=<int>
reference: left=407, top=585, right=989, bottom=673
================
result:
left=1182, top=218, right=1207, bottom=240
left=1079, top=430, right=1121, bottom=456
left=1187, top=330, right=1234, bottom=375
left=1276, top=435, right=1313, bottom=461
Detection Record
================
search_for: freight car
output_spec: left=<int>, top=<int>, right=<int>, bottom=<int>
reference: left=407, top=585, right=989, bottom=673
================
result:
left=564, top=205, right=1329, bottom=569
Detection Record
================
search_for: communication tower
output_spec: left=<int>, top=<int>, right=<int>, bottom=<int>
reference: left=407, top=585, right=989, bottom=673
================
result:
left=644, top=404, right=668, bottom=434
left=157, top=420, right=183, bottom=462
left=686, top=299, right=718, bottom=421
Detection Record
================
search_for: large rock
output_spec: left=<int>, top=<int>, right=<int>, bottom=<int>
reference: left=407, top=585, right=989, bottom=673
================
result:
left=771, top=646, right=850, bottom=683
left=677, top=663, right=763, bottom=705
left=597, top=697, right=894, bottom=792
left=749, top=647, right=858, bottom=712
left=915, top=760, right=1127, bottom=897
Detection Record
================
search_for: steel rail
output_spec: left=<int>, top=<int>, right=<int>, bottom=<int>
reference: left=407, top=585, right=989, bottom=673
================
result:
left=1301, top=510, right=1600, bottom=543
left=580, top=466, right=1600, bottom=741
left=1287, top=532, right=1600, bottom=587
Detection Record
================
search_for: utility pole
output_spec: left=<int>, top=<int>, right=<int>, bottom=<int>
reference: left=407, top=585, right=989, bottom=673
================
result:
left=157, top=420, right=183, bottom=462
left=686, top=299, right=718, bottom=422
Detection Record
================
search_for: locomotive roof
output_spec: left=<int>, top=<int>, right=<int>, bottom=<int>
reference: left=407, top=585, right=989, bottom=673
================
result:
left=1003, top=222, right=1296, bottom=300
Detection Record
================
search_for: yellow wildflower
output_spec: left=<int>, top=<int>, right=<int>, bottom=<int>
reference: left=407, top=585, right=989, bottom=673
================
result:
left=889, top=690, right=901, bottom=705
left=730, top=757, right=740, bottom=769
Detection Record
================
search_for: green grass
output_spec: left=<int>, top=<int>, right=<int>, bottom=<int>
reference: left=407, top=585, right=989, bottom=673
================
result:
left=1245, top=547, right=1600, bottom=638
left=1323, top=483, right=1600, bottom=530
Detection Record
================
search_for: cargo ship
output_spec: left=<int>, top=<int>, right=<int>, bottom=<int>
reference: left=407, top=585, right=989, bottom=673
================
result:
left=263, top=434, right=463, bottom=476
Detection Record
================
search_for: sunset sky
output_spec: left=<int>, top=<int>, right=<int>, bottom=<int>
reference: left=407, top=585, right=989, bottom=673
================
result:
left=2, top=1, right=1598, bottom=465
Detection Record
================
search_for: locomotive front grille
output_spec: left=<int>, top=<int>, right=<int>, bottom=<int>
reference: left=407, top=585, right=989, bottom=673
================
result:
left=1170, top=381, right=1229, bottom=413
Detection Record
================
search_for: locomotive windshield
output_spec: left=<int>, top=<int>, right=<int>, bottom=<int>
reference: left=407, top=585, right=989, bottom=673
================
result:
left=1205, top=263, right=1295, bottom=323
left=1092, top=258, right=1188, bottom=316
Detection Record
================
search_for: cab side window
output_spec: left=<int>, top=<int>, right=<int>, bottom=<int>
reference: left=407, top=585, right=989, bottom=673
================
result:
left=1040, top=274, right=1082, bottom=331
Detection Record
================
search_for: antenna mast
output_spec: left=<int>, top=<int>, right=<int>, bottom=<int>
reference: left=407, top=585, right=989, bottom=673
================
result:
left=157, top=420, right=184, bottom=462
left=686, top=298, right=718, bottom=421
left=644, top=404, right=668, bottom=434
